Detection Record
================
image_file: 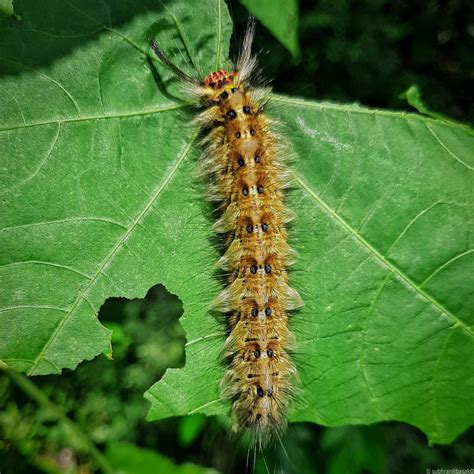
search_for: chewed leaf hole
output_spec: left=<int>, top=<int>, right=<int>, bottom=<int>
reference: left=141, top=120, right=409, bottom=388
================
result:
left=99, top=284, right=185, bottom=381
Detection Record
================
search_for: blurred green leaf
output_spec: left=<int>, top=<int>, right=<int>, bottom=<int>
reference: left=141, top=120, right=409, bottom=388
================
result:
left=1, top=0, right=473, bottom=448
left=104, top=322, right=131, bottom=347
left=0, top=0, right=14, bottom=16
left=179, top=414, right=206, bottom=447
left=105, top=441, right=218, bottom=474
left=322, top=426, right=385, bottom=474
left=401, top=85, right=450, bottom=122
left=240, top=0, right=300, bottom=58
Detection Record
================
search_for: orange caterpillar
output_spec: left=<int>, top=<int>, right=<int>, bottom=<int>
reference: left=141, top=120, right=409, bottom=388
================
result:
left=151, top=19, right=302, bottom=443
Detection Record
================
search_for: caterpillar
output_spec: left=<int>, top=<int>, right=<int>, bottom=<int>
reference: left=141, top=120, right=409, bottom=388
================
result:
left=151, top=18, right=302, bottom=444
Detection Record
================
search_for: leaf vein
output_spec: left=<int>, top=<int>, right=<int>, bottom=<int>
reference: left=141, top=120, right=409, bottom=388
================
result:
left=3, top=123, right=61, bottom=193
left=296, top=175, right=474, bottom=337
left=27, top=130, right=199, bottom=375
left=0, top=217, right=128, bottom=233
left=425, top=122, right=474, bottom=170
left=0, top=103, right=190, bottom=132
left=386, top=201, right=451, bottom=255
left=0, top=305, right=68, bottom=313
left=0, top=57, right=81, bottom=115
left=271, top=94, right=474, bottom=133
left=0, top=260, right=92, bottom=279
left=359, top=272, right=392, bottom=416
left=420, top=249, right=474, bottom=288
left=214, top=0, right=222, bottom=70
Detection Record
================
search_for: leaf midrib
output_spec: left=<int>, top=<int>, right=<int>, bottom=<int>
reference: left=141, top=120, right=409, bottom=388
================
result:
left=3, top=94, right=470, bottom=134
left=0, top=103, right=190, bottom=132
left=271, top=94, right=474, bottom=134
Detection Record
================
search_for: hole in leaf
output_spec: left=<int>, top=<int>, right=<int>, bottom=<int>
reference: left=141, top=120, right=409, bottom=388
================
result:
left=99, top=283, right=186, bottom=381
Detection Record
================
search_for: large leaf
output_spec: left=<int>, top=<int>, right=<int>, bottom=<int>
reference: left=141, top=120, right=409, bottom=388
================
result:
left=1, top=0, right=473, bottom=445
left=146, top=96, right=474, bottom=445
left=0, top=0, right=230, bottom=375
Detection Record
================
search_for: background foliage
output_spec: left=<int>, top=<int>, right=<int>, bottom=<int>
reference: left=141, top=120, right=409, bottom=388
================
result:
left=241, top=0, right=473, bottom=124
left=1, top=0, right=473, bottom=472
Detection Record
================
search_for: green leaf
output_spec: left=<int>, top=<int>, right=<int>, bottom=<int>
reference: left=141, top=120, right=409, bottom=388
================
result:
left=321, top=426, right=385, bottom=474
left=146, top=96, right=474, bottom=445
left=1, top=0, right=473, bottom=446
left=105, top=441, right=218, bottom=474
left=400, top=84, right=451, bottom=123
left=240, top=0, right=300, bottom=59
left=0, top=0, right=230, bottom=375
left=179, top=414, right=206, bottom=447
left=0, top=0, right=15, bottom=17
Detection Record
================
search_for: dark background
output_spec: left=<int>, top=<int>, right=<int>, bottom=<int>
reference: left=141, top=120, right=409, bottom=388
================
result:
left=232, top=0, right=473, bottom=124
left=1, top=0, right=473, bottom=473
left=2, top=284, right=474, bottom=473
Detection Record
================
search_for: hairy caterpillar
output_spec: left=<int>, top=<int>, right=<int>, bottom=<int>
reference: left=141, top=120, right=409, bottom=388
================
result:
left=151, top=18, right=302, bottom=444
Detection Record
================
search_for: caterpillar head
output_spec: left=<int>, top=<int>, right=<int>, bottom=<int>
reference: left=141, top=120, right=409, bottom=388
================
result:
left=150, top=17, right=256, bottom=103
left=203, top=69, right=239, bottom=103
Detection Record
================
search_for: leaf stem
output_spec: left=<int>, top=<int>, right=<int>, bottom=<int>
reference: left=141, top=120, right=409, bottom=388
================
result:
left=2, top=367, right=115, bottom=474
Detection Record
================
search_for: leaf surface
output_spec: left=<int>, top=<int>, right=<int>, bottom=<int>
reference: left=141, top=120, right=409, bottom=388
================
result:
left=0, top=0, right=229, bottom=375
left=1, top=0, right=473, bottom=445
